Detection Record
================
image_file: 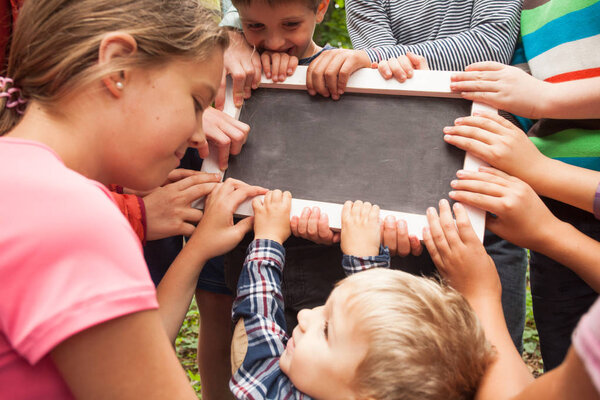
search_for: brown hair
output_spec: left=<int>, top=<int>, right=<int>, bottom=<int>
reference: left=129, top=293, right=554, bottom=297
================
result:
left=232, top=0, right=323, bottom=12
left=0, top=0, right=229, bottom=134
left=340, top=268, right=494, bottom=400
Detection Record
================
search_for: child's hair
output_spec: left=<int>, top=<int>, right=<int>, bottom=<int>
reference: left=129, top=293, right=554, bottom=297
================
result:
left=0, top=0, right=229, bottom=135
left=231, top=0, right=323, bottom=12
left=340, top=268, right=494, bottom=400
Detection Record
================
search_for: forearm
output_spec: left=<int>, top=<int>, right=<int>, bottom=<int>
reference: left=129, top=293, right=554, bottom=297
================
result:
left=468, top=299, right=534, bottom=400
left=542, top=77, right=600, bottom=119
left=527, top=157, right=600, bottom=214
left=156, top=243, right=208, bottom=343
left=341, top=246, right=390, bottom=276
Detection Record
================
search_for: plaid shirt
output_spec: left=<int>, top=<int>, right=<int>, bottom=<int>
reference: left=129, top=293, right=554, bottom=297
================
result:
left=230, top=239, right=390, bottom=400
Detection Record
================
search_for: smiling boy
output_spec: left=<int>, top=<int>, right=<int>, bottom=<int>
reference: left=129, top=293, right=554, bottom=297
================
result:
left=229, top=192, right=493, bottom=400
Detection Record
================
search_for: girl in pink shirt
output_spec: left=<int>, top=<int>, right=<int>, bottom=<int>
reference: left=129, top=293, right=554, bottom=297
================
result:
left=0, top=1, right=264, bottom=398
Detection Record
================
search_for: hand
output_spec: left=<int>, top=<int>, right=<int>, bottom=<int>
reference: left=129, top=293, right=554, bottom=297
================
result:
left=340, top=200, right=381, bottom=257
left=143, top=172, right=221, bottom=240
left=290, top=206, right=340, bottom=245
left=381, top=215, right=423, bottom=256
left=253, top=189, right=292, bottom=243
left=443, top=111, right=546, bottom=184
left=202, top=106, right=250, bottom=170
left=189, top=178, right=267, bottom=261
left=448, top=167, right=559, bottom=251
left=261, top=51, right=299, bottom=83
left=306, top=49, right=373, bottom=100
left=450, top=62, right=552, bottom=119
left=377, top=52, right=429, bottom=82
left=216, top=30, right=262, bottom=109
left=423, top=199, right=501, bottom=304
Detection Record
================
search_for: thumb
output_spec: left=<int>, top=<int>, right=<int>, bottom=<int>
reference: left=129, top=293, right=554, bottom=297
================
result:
left=233, top=216, right=255, bottom=237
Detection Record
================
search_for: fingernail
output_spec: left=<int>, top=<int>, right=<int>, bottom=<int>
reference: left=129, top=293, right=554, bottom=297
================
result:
left=266, top=72, right=271, bottom=78
left=456, top=170, right=466, bottom=177
left=450, top=180, right=458, bottom=187
left=427, top=207, right=435, bottom=215
left=439, top=199, right=449, bottom=206
left=287, top=68, right=292, bottom=74
left=443, top=126, right=452, bottom=133
left=455, top=117, right=463, bottom=124
left=449, top=191, right=456, bottom=197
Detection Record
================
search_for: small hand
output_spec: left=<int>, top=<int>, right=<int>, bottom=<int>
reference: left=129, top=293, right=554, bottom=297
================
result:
left=381, top=215, right=423, bottom=256
left=422, top=199, right=500, bottom=304
left=290, top=206, right=340, bottom=245
left=448, top=166, right=558, bottom=251
left=189, top=178, right=267, bottom=262
left=216, top=30, right=262, bottom=109
left=450, top=62, right=551, bottom=119
left=260, top=51, right=299, bottom=83
left=306, top=49, right=372, bottom=100
left=340, top=200, right=381, bottom=257
left=443, top=111, right=545, bottom=184
left=202, top=106, right=250, bottom=170
left=377, top=52, right=429, bottom=82
left=143, top=172, right=221, bottom=240
left=253, top=189, right=292, bottom=244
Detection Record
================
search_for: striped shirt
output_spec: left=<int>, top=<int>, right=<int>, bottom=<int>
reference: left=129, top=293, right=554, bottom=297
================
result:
left=229, top=239, right=390, bottom=400
left=513, top=0, right=600, bottom=170
left=346, top=0, right=522, bottom=71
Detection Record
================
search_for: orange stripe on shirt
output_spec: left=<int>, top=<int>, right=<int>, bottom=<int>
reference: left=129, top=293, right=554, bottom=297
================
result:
left=545, top=67, right=600, bottom=83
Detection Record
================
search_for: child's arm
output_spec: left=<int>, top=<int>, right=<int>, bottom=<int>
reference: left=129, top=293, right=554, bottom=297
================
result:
left=449, top=167, right=600, bottom=292
left=450, top=62, right=600, bottom=120
left=345, top=0, right=520, bottom=71
left=156, top=178, right=267, bottom=342
left=340, top=200, right=390, bottom=273
left=423, top=199, right=534, bottom=400
left=443, top=112, right=600, bottom=214
left=424, top=199, right=600, bottom=400
left=230, top=190, right=299, bottom=399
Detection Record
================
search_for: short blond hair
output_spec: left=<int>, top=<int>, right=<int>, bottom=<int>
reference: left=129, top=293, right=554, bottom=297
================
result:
left=340, top=268, right=494, bottom=400
left=0, top=0, right=229, bottom=134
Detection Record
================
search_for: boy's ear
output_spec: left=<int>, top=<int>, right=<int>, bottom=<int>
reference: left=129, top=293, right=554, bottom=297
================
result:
left=315, top=0, right=330, bottom=23
left=98, top=32, right=138, bottom=98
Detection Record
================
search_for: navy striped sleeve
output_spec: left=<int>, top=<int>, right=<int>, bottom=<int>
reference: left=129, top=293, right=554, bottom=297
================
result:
left=346, top=0, right=522, bottom=71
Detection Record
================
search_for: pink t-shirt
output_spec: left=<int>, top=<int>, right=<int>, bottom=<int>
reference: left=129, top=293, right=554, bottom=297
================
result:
left=0, top=138, right=159, bottom=399
left=573, top=297, right=600, bottom=394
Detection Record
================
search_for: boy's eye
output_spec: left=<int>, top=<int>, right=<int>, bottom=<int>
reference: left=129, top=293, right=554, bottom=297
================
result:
left=246, top=23, right=264, bottom=31
left=283, top=21, right=301, bottom=29
left=323, top=321, right=329, bottom=339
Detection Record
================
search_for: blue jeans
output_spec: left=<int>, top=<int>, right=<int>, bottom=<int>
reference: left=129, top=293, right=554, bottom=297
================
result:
left=226, top=231, right=527, bottom=351
left=530, top=197, right=599, bottom=371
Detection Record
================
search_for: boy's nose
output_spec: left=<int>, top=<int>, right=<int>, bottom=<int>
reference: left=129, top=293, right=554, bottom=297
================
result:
left=263, top=36, right=286, bottom=52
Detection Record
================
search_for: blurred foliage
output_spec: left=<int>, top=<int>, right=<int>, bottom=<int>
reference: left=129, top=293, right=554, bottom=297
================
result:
left=313, top=0, right=352, bottom=48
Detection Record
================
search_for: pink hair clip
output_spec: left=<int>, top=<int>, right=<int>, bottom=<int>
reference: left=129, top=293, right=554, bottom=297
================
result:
left=0, top=76, right=27, bottom=114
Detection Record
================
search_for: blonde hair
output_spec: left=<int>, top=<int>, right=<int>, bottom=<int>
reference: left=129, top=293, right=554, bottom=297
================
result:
left=340, top=268, right=494, bottom=400
left=0, top=0, right=229, bottom=134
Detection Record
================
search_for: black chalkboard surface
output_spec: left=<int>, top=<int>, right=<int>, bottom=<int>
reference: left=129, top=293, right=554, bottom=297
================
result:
left=225, top=88, right=472, bottom=215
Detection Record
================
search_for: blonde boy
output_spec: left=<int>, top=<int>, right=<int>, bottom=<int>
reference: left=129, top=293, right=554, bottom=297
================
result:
left=230, top=192, right=493, bottom=400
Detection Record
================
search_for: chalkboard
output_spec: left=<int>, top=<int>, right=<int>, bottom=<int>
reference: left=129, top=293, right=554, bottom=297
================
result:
left=201, top=67, right=490, bottom=240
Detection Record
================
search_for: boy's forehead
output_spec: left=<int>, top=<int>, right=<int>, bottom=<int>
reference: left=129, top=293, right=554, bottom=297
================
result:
left=235, top=0, right=319, bottom=12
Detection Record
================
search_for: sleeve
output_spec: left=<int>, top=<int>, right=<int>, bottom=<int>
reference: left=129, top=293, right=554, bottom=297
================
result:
left=341, top=245, right=390, bottom=276
left=572, top=298, right=600, bottom=393
left=219, top=3, right=242, bottom=30
left=230, top=239, right=305, bottom=400
left=109, top=191, right=147, bottom=245
left=346, top=0, right=521, bottom=71
left=0, top=184, right=158, bottom=365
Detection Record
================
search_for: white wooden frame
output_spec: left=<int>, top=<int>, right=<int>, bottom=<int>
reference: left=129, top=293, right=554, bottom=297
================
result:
left=201, top=66, right=492, bottom=241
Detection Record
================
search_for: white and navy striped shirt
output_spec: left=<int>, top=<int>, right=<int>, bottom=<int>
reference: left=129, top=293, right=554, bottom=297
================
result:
left=346, top=0, right=522, bottom=71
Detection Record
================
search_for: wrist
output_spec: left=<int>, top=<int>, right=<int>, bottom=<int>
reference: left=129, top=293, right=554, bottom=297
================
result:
left=538, top=81, right=561, bottom=119
left=254, top=232, right=287, bottom=244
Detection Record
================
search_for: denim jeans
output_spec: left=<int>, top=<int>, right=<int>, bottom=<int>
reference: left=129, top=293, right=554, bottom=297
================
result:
left=226, top=231, right=527, bottom=351
left=530, top=197, right=600, bottom=371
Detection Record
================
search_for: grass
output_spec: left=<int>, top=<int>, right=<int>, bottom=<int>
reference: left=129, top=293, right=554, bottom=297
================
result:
left=176, top=267, right=544, bottom=398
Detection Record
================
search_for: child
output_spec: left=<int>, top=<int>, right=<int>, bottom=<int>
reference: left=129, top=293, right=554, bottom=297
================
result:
left=0, top=0, right=266, bottom=398
left=229, top=193, right=494, bottom=399
left=423, top=196, right=600, bottom=399
left=448, top=0, right=600, bottom=370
